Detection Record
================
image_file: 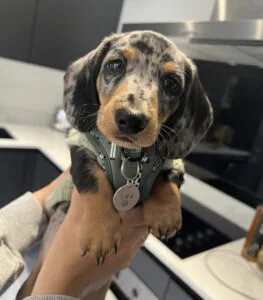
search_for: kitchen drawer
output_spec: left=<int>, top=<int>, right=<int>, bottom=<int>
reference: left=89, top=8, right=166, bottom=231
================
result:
left=164, top=280, right=195, bottom=300
left=114, top=268, right=158, bottom=300
left=130, top=249, right=170, bottom=299
left=0, top=149, right=61, bottom=207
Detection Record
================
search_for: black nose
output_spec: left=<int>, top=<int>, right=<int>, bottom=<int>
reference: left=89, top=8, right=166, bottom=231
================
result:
left=115, top=109, right=148, bottom=134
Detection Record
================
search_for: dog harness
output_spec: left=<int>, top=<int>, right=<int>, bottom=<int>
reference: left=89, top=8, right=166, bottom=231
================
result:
left=85, top=128, right=173, bottom=212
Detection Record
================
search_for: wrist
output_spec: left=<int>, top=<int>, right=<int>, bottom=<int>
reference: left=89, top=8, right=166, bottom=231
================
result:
left=33, top=187, right=50, bottom=209
left=33, top=168, right=70, bottom=209
left=32, top=269, right=84, bottom=297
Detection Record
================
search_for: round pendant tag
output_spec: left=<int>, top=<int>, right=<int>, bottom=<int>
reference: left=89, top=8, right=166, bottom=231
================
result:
left=113, top=184, right=140, bottom=212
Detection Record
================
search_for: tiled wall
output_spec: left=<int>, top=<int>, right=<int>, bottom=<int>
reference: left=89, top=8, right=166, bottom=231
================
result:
left=0, top=57, right=64, bottom=126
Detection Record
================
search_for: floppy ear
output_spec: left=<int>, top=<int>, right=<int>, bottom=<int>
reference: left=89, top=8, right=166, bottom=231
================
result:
left=63, top=35, right=118, bottom=132
left=162, top=64, right=213, bottom=159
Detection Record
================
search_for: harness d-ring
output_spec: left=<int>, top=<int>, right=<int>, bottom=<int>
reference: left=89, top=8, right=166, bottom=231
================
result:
left=121, top=157, right=140, bottom=182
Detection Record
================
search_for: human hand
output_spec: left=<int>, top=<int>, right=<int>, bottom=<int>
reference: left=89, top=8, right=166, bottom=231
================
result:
left=32, top=187, right=148, bottom=298
left=33, top=168, right=70, bottom=209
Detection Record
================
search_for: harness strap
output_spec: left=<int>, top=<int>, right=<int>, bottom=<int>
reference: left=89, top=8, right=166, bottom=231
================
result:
left=85, top=129, right=167, bottom=202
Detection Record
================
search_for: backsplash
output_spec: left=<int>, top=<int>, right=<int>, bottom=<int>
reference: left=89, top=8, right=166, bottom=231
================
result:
left=0, top=57, right=64, bottom=126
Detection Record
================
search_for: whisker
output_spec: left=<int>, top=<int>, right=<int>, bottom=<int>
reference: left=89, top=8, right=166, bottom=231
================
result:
left=79, top=113, right=98, bottom=120
left=76, top=112, right=98, bottom=121
left=161, top=124, right=179, bottom=138
left=160, top=126, right=172, bottom=141
left=152, top=138, right=157, bottom=156
left=154, top=134, right=162, bottom=156
left=76, top=116, right=97, bottom=126
left=157, top=132, right=166, bottom=156
left=78, top=103, right=100, bottom=108
left=77, top=114, right=97, bottom=121
left=75, top=113, right=98, bottom=131
left=154, top=138, right=160, bottom=156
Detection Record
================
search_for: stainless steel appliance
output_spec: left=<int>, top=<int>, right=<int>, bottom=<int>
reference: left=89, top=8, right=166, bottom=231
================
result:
left=122, top=0, right=263, bottom=67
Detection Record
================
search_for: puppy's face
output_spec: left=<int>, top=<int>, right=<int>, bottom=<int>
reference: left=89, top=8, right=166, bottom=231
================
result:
left=64, top=31, right=213, bottom=159
left=96, top=34, right=187, bottom=149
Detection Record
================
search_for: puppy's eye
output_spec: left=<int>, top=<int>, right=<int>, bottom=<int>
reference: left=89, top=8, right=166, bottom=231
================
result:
left=162, top=75, right=181, bottom=95
left=107, top=59, right=125, bottom=74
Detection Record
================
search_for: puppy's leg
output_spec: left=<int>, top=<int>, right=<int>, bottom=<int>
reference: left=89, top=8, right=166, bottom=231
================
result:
left=70, top=146, right=122, bottom=264
left=143, top=163, right=184, bottom=239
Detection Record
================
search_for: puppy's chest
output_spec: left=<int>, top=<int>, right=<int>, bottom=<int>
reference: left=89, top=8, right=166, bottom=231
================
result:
left=69, top=128, right=173, bottom=207
left=87, top=129, right=169, bottom=204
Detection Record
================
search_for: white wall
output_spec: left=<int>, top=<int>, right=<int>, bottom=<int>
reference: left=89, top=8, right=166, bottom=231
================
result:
left=117, top=0, right=215, bottom=32
left=0, top=0, right=216, bottom=127
left=0, top=57, right=64, bottom=126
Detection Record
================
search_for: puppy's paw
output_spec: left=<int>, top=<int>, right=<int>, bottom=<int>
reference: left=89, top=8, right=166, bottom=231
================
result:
left=79, top=210, right=122, bottom=265
left=144, top=196, right=182, bottom=240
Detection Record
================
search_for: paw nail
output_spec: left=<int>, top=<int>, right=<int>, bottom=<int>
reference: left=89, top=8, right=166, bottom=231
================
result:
left=96, top=256, right=100, bottom=266
left=158, top=227, right=163, bottom=239
left=81, top=249, right=89, bottom=257
left=114, top=242, right=118, bottom=254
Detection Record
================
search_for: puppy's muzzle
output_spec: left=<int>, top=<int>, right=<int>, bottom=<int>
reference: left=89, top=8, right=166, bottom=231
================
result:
left=115, top=108, right=148, bottom=134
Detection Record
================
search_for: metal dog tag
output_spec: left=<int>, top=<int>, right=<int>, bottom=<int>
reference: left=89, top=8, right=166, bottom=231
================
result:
left=113, top=183, right=140, bottom=212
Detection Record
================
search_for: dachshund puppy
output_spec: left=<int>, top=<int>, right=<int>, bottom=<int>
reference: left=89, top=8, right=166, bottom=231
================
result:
left=17, top=30, right=212, bottom=300
left=63, top=30, right=213, bottom=264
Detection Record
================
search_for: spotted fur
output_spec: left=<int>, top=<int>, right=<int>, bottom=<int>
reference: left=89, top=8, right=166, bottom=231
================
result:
left=64, top=30, right=213, bottom=159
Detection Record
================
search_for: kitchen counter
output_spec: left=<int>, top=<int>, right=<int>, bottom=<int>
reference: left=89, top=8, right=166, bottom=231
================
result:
left=0, top=122, right=261, bottom=300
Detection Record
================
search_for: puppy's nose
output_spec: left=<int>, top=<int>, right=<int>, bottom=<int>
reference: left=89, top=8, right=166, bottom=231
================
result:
left=115, top=108, right=148, bottom=134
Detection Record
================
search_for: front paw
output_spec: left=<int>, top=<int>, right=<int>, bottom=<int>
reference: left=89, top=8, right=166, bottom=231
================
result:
left=79, top=211, right=122, bottom=265
left=144, top=196, right=182, bottom=240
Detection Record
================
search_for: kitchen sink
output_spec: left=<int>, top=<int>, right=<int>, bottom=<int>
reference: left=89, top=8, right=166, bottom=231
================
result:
left=0, top=128, right=13, bottom=139
left=0, top=148, right=61, bottom=207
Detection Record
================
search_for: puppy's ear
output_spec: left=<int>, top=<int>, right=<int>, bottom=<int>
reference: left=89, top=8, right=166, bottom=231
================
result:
left=162, top=64, right=213, bottom=159
left=63, top=35, right=118, bottom=132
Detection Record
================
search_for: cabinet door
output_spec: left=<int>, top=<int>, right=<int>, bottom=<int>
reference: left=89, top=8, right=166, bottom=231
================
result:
left=0, top=149, right=26, bottom=207
left=130, top=249, right=170, bottom=299
left=164, top=280, right=198, bottom=300
left=31, top=152, right=61, bottom=191
left=30, top=0, right=123, bottom=70
left=0, top=0, right=36, bottom=61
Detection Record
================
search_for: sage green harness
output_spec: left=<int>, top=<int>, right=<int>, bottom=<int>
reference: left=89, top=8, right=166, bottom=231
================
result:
left=86, top=129, right=173, bottom=205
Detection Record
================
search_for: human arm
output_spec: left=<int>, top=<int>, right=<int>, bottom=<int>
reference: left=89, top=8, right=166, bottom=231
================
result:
left=31, top=187, right=148, bottom=299
left=0, top=170, right=69, bottom=295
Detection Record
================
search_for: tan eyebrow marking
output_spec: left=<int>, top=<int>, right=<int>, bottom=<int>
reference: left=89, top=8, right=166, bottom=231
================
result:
left=162, top=62, right=177, bottom=73
left=123, top=48, right=138, bottom=61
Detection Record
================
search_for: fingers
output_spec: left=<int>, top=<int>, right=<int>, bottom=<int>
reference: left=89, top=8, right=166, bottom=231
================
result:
left=120, top=224, right=148, bottom=249
left=120, top=206, right=145, bottom=226
left=66, top=188, right=85, bottom=221
left=48, top=168, right=70, bottom=191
